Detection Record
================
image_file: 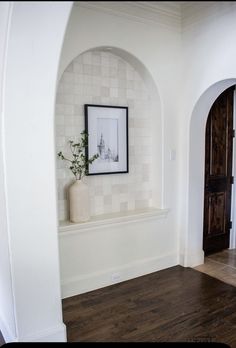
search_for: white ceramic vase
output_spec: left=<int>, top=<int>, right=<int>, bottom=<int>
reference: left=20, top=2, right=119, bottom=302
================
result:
left=69, top=178, right=90, bottom=223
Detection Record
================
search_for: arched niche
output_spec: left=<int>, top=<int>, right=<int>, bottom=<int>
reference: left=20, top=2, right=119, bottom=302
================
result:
left=55, top=46, right=163, bottom=221
left=185, top=78, right=236, bottom=267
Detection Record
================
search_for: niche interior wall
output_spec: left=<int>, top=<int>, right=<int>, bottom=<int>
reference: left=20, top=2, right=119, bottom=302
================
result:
left=55, top=48, right=161, bottom=221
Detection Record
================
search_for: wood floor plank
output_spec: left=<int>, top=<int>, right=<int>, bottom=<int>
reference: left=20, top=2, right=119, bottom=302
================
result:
left=0, top=331, right=5, bottom=347
left=62, top=265, right=236, bottom=344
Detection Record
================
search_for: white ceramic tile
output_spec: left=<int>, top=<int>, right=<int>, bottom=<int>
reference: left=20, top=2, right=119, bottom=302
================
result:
left=73, top=62, right=83, bottom=74
left=101, top=87, right=109, bottom=97
left=101, top=55, right=109, bottom=66
left=93, top=76, right=102, bottom=85
left=56, top=115, right=65, bottom=126
left=64, top=105, right=74, bottom=115
left=83, top=64, right=93, bottom=75
left=56, top=50, right=153, bottom=219
left=92, top=96, right=101, bottom=104
left=110, top=88, right=118, bottom=98
left=101, top=79, right=109, bottom=88
left=110, top=78, right=119, bottom=88
left=84, top=75, right=93, bottom=84
left=101, top=66, right=109, bottom=77
left=82, top=52, right=92, bottom=65
left=62, top=72, right=74, bottom=83
left=93, top=66, right=101, bottom=76
left=92, top=53, right=101, bottom=66
left=65, top=126, right=76, bottom=136
left=120, top=202, right=128, bottom=212
left=75, top=73, right=84, bottom=84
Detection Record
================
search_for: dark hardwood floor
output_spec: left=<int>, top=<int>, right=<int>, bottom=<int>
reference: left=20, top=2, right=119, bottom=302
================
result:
left=62, top=266, right=236, bottom=345
left=0, top=331, right=5, bottom=347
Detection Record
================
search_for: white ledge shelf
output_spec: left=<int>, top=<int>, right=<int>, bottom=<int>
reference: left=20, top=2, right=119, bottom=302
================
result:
left=59, top=207, right=170, bottom=235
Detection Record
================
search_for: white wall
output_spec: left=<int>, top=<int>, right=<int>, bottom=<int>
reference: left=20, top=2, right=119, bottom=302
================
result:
left=0, top=2, right=16, bottom=342
left=0, top=1, right=72, bottom=342
left=59, top=210, right=176, bottom=298
left=179, top=2, right=236, bottom=266
left=3, top=1, right=236, bottom=343
left=57, top=3, right=181, bottom=296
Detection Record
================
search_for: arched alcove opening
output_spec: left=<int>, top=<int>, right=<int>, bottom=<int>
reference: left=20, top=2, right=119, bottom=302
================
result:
left=185, top=78, right=236, bottom=267
left=55, top=46, right=162, bottom=221
left=55, top=46, right=168, bottom=299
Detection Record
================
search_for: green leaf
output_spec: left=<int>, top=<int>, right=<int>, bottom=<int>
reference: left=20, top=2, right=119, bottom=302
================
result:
left=57, top=130, right=94, bottom=176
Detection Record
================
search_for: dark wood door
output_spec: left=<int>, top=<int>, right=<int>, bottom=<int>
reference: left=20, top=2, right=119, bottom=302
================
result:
left=203, top=86, right=235, bottom=255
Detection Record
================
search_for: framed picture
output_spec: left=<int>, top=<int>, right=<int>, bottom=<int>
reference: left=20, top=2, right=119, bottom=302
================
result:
left=85, top=104, right=128, bottom=175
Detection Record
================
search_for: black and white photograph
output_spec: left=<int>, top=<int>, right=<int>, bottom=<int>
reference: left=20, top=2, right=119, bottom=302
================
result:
left=97, top=118, right=119, bottom=163
left=85, top=104, right=128, bottom=175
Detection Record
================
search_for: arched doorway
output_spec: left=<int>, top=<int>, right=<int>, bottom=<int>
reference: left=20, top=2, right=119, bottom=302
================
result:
left=185, top=79, right=236, bottom=267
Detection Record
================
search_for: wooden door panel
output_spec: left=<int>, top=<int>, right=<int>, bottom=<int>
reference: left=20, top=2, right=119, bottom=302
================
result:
left=210, top=105, right=228, bottom=176
left=203, top=86, right=234, bottom=255
left=206, top=192, right=226, bottom=236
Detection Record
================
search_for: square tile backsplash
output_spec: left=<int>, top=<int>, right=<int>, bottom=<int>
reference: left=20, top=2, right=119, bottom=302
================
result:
left=56, top=50, right=153, bottom=221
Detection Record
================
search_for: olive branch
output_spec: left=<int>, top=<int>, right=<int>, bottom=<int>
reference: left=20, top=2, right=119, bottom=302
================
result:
left=57, top=130, right=99, bottom=180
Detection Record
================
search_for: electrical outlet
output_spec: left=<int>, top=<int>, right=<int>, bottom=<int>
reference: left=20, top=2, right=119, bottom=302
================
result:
left=111, top=272, right=121, bottom=283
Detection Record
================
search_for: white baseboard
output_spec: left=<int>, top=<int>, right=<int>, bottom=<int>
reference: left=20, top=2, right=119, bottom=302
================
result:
left=178, top=253, right=185, bottom=266
left=0, top=315, right=66, bottom=343
left=0, top=316, right=17, bottom=343
left=179, top=249, right=204, bottom=268
left=61, top=252, right=178, bottom=298
left=18, top=323, right=67, bottom=342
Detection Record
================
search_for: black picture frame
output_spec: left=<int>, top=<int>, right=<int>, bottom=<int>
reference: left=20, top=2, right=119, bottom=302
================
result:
left=85, top=104, right=129, bottom=175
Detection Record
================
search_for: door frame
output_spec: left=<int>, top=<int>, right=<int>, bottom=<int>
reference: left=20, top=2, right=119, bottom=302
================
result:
left=183, top=79, right=236, bottom=268
left=230, top=89, right=236, bottom=249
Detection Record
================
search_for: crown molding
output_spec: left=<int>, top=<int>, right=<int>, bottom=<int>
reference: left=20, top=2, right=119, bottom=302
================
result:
left=181, top=1, right=236, bottom=29
left=74, top=1, right=182, bottom=31
left=74, top=2, right=236, bottom=32
left=130, top=2, right=181, bottom=19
